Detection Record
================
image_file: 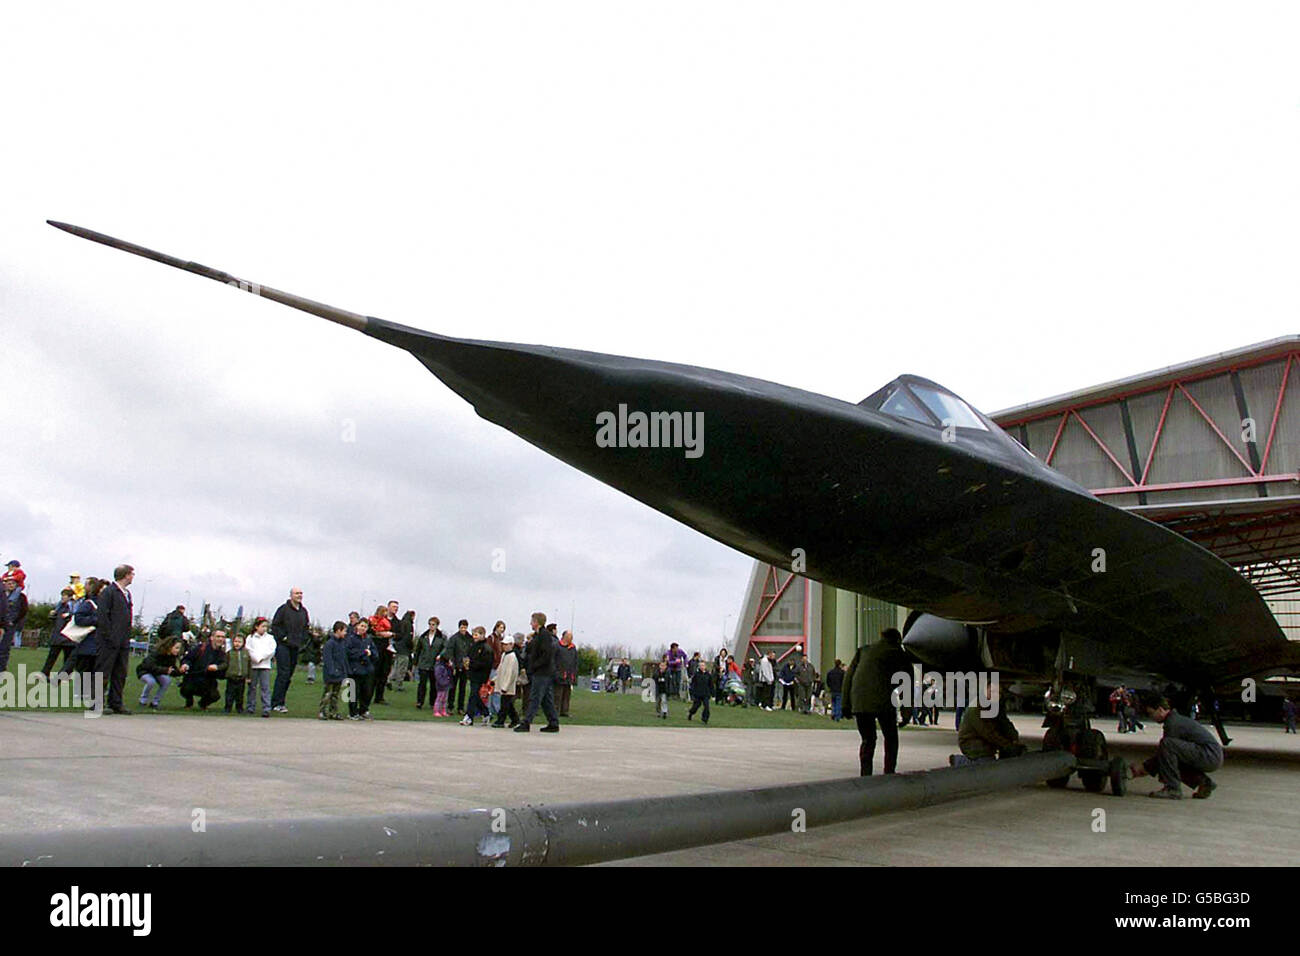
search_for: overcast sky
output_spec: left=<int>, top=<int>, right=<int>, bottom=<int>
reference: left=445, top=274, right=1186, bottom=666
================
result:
left=4, top=3, right=1298, bottom=654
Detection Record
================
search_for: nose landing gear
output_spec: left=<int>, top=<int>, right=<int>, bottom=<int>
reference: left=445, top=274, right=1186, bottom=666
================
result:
left=1041, top=679, right=1127, bottom=796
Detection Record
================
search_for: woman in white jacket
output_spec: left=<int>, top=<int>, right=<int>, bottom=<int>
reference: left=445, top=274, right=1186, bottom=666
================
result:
left=490, top=635, right=521, bottom=728
left=245, top=617, right=278, bottom=717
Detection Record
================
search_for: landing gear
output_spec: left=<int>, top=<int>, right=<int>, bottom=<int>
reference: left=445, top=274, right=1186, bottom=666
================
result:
left=1041, top=678, right=1124, bottom=797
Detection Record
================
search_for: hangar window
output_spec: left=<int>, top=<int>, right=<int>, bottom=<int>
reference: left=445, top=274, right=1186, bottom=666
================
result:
left=910, top=384, right=988, bottom=431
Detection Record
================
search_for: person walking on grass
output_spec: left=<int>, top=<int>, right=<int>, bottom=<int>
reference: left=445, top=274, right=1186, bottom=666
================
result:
left=514, top=613, right=560, bottom=734
left=245, top=617, right=276, bottom=718
left=688, top=661, right=712, bottom=724
left=653, top=660, right=671, bottom=719
left=462, top=626, right=494, bottom=727
left=42, top=588, right=78, bottom=677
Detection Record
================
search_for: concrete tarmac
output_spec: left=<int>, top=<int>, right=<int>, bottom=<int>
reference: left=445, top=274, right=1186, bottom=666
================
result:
left=2, top=710, right=1296, bottom=865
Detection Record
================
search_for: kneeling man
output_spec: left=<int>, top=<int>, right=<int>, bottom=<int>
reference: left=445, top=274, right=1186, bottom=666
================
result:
left=1130, top=697, right=1222, bottom=799
left=953, top=683, right=1026, bottom=765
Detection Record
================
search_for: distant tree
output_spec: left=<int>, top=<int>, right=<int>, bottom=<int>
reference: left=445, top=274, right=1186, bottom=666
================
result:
left=577, top=646, right=602, bottom=675
left=26, top=602, right=55, bottom=637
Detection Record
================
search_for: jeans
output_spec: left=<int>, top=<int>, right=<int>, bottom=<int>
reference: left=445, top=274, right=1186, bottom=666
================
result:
left=0, top=626, right=14, bottom=672
left=831, top=693, right=842, bottom=721
left=856, top=709, right=900, bottom=775
left=522, top=673, right=559, bottom=727
left=1143, top=737, right=1222, bottom=790
left=657, top=692, right=669, bottom=716
left=270, top=643, right=299, bottom=709
left=467, top=678, right=487, bottom=719
left=139, top=673, right=171, bottom=705
left=246, top=670, right=272, bottom=714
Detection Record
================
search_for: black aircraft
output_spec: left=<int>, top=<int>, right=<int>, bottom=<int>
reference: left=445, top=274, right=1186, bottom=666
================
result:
left=49, top=222, right=1299, bottom=791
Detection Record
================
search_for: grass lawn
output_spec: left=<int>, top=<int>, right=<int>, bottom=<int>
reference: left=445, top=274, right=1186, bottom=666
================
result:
left=2, top=647, right=861, bottom=730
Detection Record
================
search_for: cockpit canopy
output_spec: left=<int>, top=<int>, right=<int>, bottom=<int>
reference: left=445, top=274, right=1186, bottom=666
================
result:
left=860, top=376, right=989, bottom=431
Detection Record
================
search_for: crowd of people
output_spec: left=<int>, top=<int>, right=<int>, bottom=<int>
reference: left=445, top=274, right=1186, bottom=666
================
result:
left=0, top=560, right=1257, bottom=798
left=25, top=566, right=584, bottom=733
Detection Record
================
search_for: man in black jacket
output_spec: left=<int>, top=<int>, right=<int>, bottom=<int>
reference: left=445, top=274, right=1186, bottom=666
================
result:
left=94, top=564, right=136, bottom=714
left=445, top=620, right=472, bottom=714
left=841, top=628, right=913, bottom=775
left=688, top=665, right=713, bottom=724
left=825, top=659, right=846, bottom=721
left=514, top=612, right=560, bottom=733
left=270, top=587, right=309, bottom=712
left=463, top=627, right=495, bottom=725
left=413, top=617, right=445, bottom=709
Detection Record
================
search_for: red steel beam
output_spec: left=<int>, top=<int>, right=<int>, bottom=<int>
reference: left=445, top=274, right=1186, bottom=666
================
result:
left=1070, top=410, right=1136, bottom=486
left=1260, top=353, right=1294, bottom=473
left=1139, top=384, right=1176, bottom=486
left=1175, top=383, right=1257, bottom=475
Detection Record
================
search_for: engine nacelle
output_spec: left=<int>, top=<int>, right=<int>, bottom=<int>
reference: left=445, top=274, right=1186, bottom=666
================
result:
left=901, top=611, right=983, bottom=671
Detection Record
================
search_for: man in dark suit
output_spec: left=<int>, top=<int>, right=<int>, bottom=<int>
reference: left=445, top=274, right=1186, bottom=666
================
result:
left=95, top=564, right=135, bottom=714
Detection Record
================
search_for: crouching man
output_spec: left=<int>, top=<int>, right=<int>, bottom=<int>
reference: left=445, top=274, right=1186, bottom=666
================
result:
left=1130, top=697, right=1223, bottom=799
left=951, top=680, right=1026, bottom=765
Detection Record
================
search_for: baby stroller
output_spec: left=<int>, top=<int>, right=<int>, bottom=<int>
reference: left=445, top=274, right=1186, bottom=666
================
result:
left=722, top=670, right=747, bottom=706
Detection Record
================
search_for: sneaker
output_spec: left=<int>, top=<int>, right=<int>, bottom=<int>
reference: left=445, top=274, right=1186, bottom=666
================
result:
left=513, top=723, right=531, bottom=733
left=415, top=704, right=423, bottom=710
left=274, top=706, right=288, bottom=713
left=262, top=711, right=270, bottom=718
left=330, top=714, right=346, bottom=720
left=1193, top=777, right=1217, bottom=800
left=540, top=724, right=560, bottom=733
left=1148, top=786, right=1182, bottom=799
left=480, top=717, right=490, bottom=727
left=348, top=715, right=361, bottom=721
left=149, top=702, right=160, bottom=710
left=318, top=712, right=328, bottom=720
left=460, top=715, right=472, bottom=726
left=361, top=712, right=374, bottom=720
